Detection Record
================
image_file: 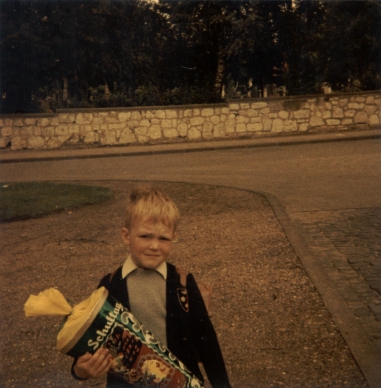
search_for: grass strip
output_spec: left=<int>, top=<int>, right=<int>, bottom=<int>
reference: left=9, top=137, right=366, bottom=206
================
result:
left=0, top=182, right=112, bottom=222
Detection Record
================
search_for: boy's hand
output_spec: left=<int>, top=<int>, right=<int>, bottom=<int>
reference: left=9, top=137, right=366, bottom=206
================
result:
left=73, top=347, right=113, bottom=379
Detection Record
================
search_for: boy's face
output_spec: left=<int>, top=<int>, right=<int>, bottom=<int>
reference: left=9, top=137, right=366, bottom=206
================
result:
left=121, top=219, right=175, bottom=270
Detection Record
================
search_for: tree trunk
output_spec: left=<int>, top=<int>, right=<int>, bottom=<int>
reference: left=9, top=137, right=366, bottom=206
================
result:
left=214, top=54, right=225, bottom=98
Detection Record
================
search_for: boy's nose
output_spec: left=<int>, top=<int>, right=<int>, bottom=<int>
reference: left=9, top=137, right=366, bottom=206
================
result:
left=149, top=239, right=160, bottom=249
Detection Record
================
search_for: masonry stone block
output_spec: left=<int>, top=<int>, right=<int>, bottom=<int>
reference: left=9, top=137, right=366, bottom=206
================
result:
left=229, top=103, right=240, bottom=110
left=278, top=110, right=289, bottom=120
left=284, top=121, right=297, bottom=131
left=364, top=105, right=377, bottom=115
left=201, top=108, right=214, bottom=117
left=41, top=126, right=54, bottom=137
left=165, top=110, right=178, bottom=118
left=131, top=111, right=141, bottom=120
left=188, top=127, right=201, bottom=140
left=339, top=98, right=348, bottom=107
left=263, top=118, right=272, bottom=132
left=145, top=111, right=155, bottom=119
left=184, top=109, right=193, bottom=118
left=118, top=112, right=131, bottom=122
left=108, top=123, right=126, bottom=131
left=161, top=119, right=172, bottom=128
left=210, top=115, right=220, bottom=125
left=178, top=123, right=188, bottom=137
left=190, top=117, right=205, bottom=126
left=67, top=133, right=81, bottom=144
left=11, top=136, right=27, bottom=150
left=100, top=130, right=117, bottom=145
left=193, top=109, right=201, bottom=116
left=299, top=123, right=309, bottom=131
left=45, top=138, right=62, bottom=149
left=325, top=102, right=332, bottom=110
left=163, top=128, right=178, bottom=138
left=293, top=110, right=310, bottom=119
left=310, top=117, right=324, bottom=127
left=237, top=115, right=249, bottom=124
left=213, top=123, right=225, bottom=137
left=139, top=119, right=150, bottom=127
left=83, top=132, right=98, bottom=144
left=369, top=115, right=380, bottom=126
left=272, top=119, right=283, bottom=132
left=12, top=119, right=24, bottom=127
left=147, top=125, right=162, bottom=139
left=119, top=129, right=136, bottom=144
left=0, top=137, right=9, bottom=148
left=322, top=111, right=331, bottom=119
left=135, top=126, right=148, bottom=136
left=225, top=119, right=235, bottom=133
left=244, top=109, right=258, bottom=117
left=38, top=118, right=50, bottom=127
left=332, top=106, right=344, bottom=118
left=154, top=110, right=165, bottom=119
left=1, top=126, right=12, bottom=136
left=342, top=119, right=353, bottom=125
left=247, top=123, right=263, bottom=132
left=24, top=118, right=37, bottom=125
left=58, top=134, right=72, bottom=144
left=20, top=126, right=34, bottom=136
left=127, top=120, right=140, bottom=128
left=76, top=113, right=93, bottom=124
left=250, top=117, right=261, bottom=124
left=203, top=122, right=213, bottom=137
left=221, top=107, right=230, bottom=114
left=345, top=110, right=356, bottom=118
left=251, top=102, right=267, bottom=109
left=348, top=103, right=364, bottom=110
left=326, top=119, right=341, bottom=126
left=55, top=125, right=69, bottom=136
left=354, top=111, right=368, bottom=124
left=236, top=123, right=247, bottom=132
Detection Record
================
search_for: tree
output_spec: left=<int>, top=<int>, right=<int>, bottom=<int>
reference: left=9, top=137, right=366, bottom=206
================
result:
left=321, top=0, right=381, bottom=91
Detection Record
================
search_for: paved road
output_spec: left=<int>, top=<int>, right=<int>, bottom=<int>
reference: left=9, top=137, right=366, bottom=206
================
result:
left=1, top=135, right=381, bottom=387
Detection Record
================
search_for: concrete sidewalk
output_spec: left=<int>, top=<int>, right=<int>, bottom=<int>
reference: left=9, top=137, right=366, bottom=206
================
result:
left=0, top=128, right=380, bottom=163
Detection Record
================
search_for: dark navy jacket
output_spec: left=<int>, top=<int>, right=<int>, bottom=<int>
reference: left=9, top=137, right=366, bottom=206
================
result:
left=98, top=262, right=230, bottom=388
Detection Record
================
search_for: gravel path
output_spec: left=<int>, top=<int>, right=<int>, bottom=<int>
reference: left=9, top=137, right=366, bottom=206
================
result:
left=0, top=181, right=368, bottom=387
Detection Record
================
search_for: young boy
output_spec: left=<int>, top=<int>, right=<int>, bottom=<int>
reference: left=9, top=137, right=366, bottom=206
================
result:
left=72, top=185, right=231, bottom=388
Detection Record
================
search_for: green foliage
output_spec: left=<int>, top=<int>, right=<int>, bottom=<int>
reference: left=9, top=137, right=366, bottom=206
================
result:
left=1, top=0, right=380, bottom=113
left=0, top=182, right=112, bottom=222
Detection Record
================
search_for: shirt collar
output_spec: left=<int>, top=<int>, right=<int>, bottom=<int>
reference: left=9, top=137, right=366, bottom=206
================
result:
left=121, top=255, right=167, bottom=280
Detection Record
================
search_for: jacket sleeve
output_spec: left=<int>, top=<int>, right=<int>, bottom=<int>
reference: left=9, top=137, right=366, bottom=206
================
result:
left=187, top=274, right=231, bottom=388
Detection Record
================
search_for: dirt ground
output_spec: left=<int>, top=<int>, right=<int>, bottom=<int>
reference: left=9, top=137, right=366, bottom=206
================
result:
left=0, top=181, right=368, bottom=388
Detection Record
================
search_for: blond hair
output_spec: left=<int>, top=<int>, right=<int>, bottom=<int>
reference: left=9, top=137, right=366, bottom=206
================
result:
left=125, top=185, right=180, bottom=230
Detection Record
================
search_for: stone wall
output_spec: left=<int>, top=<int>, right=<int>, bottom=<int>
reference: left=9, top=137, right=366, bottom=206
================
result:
left=0, top=91, right=380, bottom=151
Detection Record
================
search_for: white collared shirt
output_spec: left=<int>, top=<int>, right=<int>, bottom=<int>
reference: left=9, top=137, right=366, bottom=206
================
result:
left=121, top=255, right=167, bottom=279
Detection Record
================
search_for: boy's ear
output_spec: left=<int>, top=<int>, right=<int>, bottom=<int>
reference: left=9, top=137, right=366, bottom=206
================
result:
left=121, top=228, right=130, bottom=246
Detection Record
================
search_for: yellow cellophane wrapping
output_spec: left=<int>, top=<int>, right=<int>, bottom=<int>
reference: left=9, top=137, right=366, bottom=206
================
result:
left=24, top=288, right=72, bottom=317
left=56, top=287, right=108, bottom=353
